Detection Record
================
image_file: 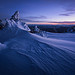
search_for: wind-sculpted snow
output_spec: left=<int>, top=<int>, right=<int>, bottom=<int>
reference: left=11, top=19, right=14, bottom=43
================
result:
left=0, top=19, right=30, bottom=43
left=0, top=30, right=75, bottom=75
left=0, top=43, right=6, bottom=50
left=0, top=11, right=75, bottom=75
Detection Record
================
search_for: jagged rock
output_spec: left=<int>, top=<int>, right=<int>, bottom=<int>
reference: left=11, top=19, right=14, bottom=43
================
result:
left=17, top=21, right=31, bottom=31
left=67, top=26, right=75, bottom=33
left=0, top=19, right=4, bottom=30
left=5, top=19, right=17, bottom=28
left=5, top=11, right=31, bottom=32
left=34, top=26, right=40, bottom=33
left=10, top=11, right=19, bottom=21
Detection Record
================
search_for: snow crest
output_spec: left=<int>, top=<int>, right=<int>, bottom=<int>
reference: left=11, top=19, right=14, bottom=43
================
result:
left=0, top=11, right=75, bottom=75
left=0, top=43, right=7, bottom=50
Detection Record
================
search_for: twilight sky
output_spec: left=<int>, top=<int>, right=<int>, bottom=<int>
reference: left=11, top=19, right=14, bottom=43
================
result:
left=0, top=0, right=75, bottom=25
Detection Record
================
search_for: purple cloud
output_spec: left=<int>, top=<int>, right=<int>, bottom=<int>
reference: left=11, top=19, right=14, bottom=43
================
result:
left=48, top=21, right=75, bottom=23
left=20, top=19, right=46, bottom=23
left=59, top=0, right=75, bottom=16
left=24, top=16, right=47, bottom=19
left=59, top=13, right=70, bottom=16
left=59, top=12, right=75, bottom=16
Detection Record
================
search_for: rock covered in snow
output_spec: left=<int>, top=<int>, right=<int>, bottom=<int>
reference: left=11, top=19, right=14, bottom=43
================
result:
left=34, top=26, right=47, bottom=37
left=5, top=19, right=17, bottom=28
left=5, top=11, right=31, bottom=31
left=10, top=11, right=19, bottom=21
left=0, top=11, right=31, bottom=42
left=5, top=19, right=31, bottom=31
left=0, top=11, right=75, bottom=75
left=17, top=21, right=31, bottom=31
left=0, top=19, right=4, bottom=30
left=67, top=26, right=75, bottom=33
left=34, top=26, right=40, bottom=33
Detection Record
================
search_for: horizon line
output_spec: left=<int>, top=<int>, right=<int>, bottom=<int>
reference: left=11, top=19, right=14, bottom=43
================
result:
left=26, top=22, right=75, bottom=25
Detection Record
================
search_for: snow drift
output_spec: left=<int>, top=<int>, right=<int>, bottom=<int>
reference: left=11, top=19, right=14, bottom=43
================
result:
left=0, top=11, right=75, bottom=75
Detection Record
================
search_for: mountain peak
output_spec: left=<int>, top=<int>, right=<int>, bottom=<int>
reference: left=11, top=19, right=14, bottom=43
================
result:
left=5, top=11, right=31, bottom=32
left=10, top=11, right=19, bottom=21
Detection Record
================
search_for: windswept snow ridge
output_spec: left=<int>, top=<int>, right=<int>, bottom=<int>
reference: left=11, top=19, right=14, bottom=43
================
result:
left=0, top=11, right=75, bottom=75
left=0, top=43, right=6, bottom=50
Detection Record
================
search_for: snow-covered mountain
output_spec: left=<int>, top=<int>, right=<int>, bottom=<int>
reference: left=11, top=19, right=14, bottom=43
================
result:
left=0, top=11, right=75, bottom=75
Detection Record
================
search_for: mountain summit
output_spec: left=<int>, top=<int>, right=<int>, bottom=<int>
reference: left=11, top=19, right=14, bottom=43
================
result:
left=10, top=11, right=19, bottom=21
left=5, top=11, right=31, bottom=31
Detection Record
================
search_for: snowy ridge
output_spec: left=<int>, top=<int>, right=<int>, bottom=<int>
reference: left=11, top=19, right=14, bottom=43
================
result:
left=0, top=32, right=75, bottom=75
left=5, top=19, right=30, bottom=31
left=17, top=21, right=31, bottom=31
left=0, top=11, right=75, bottom=75
left=0, top=12, right=31, bottom=43
left=0, top=43, right=6, bottom=50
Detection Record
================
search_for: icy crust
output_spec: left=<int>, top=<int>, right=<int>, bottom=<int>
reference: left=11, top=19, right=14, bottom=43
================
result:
left=0, top=17, right=31, bottom=42
left=0, top=43, right=6, bottom=50
left=5, top=11, right=31, bottom=31
left=0, top=32, right=75, bottom=75
left=5, top=19, right=31, bottom=31
left=5, top=19, right=17, bottom=28
left=17, top=21, right=31, bottom=31
left=0, top=11, right=75, bottom=75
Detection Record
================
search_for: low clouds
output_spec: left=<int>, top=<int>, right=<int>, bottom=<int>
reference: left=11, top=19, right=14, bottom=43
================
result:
left=20, top=18, right=75, bottom=25
left=20, top=16, right=47, bottom=23
left=59, top=0, right=75, bottom=16
left=20, top=19, right=34, bottom=22
left=20, top=19, right=46, bottom=23
left=48, top=21, right=75, bottom=25
left=24, top=16, right=47, bottom=19
left=66, top=7, right=75, bottom=12
left=59, top=12, right=75, bottom=16
left=60, top=14, right=70, bottom=16
left=48, top=21, right=75, bottom=23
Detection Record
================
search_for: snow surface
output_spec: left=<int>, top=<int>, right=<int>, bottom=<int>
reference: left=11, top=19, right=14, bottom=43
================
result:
left=0, top=12, right=75, bottom=75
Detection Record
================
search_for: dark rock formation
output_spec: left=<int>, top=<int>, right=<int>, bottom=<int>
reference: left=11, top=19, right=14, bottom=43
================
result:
left=10, top=11, right=19, bottom=21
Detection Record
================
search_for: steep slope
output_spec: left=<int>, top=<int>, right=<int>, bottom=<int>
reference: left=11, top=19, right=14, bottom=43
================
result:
left=0, top=11, right=75, bottom=75
left=0, top=30, right=75, bottom=75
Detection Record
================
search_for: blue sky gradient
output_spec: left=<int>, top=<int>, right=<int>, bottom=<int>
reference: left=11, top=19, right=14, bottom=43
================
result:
left=0, top=0, right=75, bottom=24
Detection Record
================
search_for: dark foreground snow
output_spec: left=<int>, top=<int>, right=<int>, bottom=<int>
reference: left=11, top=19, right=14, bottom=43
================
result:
left=0, top=29, right=75, bottom=75
left=0, top=12, right=75, bottom=75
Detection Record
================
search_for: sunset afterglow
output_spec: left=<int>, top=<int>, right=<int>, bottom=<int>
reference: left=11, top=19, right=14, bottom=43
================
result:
left=27, top=22, right=75, bottom=25
left=1, top=0, right=75, bottom=25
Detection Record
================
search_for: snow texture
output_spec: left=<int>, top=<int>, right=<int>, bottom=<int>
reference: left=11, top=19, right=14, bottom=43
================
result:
left=0, top=11, right=75, bottom=75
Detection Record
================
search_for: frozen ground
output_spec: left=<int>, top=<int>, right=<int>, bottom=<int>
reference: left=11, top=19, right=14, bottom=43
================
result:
left=0, top=31, right=75, bottom=75
left=46, top=32, right=75, bottom=42
left=0, top=11, right=75, bottom=75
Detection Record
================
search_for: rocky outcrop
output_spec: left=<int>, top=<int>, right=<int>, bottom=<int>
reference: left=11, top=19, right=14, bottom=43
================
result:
left=10, top=11, right=19, bottom=21
left=0, top=19, right=4, bottom=30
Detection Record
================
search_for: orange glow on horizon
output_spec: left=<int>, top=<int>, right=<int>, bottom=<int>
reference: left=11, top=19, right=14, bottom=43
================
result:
left=27, top=22, right=75, bottom=25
